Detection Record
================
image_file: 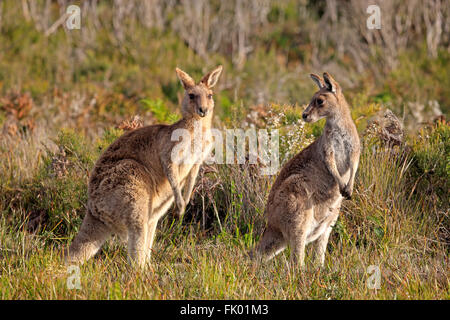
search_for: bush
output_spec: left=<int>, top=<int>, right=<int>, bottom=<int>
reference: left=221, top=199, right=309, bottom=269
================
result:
left=409, top=121, right=449, bottom=244
left=3, top=128, right=124, bottom=242
left=409, top=120, right=449, bottom=202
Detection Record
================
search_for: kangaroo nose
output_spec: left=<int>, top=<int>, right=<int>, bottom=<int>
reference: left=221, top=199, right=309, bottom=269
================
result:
left=198, top=107, right=206, bottom=117
left=302, top=113, right=307, bottom=120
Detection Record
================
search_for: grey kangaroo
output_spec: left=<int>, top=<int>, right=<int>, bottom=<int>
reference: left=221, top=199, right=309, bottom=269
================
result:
left=66, top=66, right=223, bottom=267
left=254, top=72, right=360, bottom=267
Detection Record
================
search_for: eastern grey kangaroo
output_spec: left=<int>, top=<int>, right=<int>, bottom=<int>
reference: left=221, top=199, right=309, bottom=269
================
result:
left=66, top=66, right=223, bottom=267
left=254, top=72, right=360, bottom=267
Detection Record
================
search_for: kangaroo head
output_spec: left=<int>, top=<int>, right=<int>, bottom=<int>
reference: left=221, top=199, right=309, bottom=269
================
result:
left=175, top=65, right=223, bottom=119
left=302, top=72, right=344, bottom=123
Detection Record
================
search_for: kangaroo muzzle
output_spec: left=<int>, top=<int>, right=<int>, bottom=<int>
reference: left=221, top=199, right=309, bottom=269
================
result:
left=302, top=109, right=312, bottom=122
left=197, top=107, right=207, bottom=117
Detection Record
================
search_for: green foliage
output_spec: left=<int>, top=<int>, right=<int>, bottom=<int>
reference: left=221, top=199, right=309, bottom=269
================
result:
left=161, top=81, right=180, bottom=104
left=0, top=0, right=448, bottom=300
left=342, top=144, right=414, bottom=249
left=27, top=129, right=94, bottom=239
left=140, top=98, right=180, bottom=123
left=55, top=129, right=97, bottom=167
left=409, top=121, right=450, bottom=207
left=96, top=128, right=124, bottom=153
left=0, top=111, right=448, bottom=299
left=0, top=128, right=123, bottom=242
left=387, top=48, right=450, bottom=115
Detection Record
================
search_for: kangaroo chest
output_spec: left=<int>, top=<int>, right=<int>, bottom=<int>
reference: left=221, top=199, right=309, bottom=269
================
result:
left=329, top=130, right=353, bottom=174
left=176, top=130, right=213, bottom=179
left=153, top=136, right=212, bottom=215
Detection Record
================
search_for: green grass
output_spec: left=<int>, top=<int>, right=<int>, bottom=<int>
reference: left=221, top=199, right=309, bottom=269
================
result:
left=0, top=217, right=447, bottom=299
left=0, top=118, right=448, bottom=299
left=0, top=0, right=449, bottom=300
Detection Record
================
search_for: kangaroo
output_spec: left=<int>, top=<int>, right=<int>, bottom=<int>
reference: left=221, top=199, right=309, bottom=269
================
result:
left=66, top=65, right=223, bottom=267
left=254, top=72, right=360, bottom=267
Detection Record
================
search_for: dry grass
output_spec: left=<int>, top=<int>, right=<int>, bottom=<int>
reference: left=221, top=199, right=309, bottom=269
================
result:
left=0, top=0, right=448, bottom=300
left=0, top=106, right=448, bottom=300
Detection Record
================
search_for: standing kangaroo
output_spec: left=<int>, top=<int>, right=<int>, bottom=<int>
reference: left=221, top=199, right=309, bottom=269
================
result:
left=254, top=72, right=360, bottom=267
left=66, top=66, right=223, bottom=267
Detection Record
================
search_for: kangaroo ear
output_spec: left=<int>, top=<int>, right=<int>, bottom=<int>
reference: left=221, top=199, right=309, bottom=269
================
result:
left=310, top=73, right=324, bottom=89
left=201, top=65, right=223, bottom=88
left=176, top=67, right=195, bottom=89
left=323, top=72, right=340, bottom=94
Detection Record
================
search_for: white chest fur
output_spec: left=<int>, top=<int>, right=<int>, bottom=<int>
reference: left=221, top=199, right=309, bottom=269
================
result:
left=171, top=126, right=213, bottom=166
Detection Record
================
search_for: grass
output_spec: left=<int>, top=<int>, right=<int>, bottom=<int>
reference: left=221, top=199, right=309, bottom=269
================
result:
left=0, top=0, right=449, bottom=300
left=0, top=217, right=447, bottom=299
left=0, top=116, right=448, bottom=299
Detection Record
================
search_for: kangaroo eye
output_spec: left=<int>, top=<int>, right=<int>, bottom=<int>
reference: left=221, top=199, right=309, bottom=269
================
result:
left=317, top=98, right=324, bottom=105
left=207, top=94, right=213, bottom=99
left=189, top=94, right=195, bottom=100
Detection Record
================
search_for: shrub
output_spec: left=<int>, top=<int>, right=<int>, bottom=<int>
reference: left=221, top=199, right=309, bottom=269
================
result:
left=7, top=128, right=124, bottom=242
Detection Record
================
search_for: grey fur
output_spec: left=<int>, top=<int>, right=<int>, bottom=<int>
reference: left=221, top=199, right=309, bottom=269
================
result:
left=65, top=66, right=223, bottom=267
left=253, top=72, right=360, bottom=268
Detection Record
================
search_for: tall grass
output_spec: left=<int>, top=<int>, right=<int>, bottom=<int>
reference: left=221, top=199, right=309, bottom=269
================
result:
left=0, top=108, right=448, bottom=299
left=0, top=0, right=448, bottom=300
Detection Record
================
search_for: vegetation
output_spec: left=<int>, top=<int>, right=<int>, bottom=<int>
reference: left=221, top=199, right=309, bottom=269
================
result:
left=0, top=0, right=448, bottom=299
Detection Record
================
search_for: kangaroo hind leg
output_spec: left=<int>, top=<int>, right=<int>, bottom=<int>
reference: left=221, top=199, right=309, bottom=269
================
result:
left=314, top=209, right=339, bottom=267
left=66, top=210, right=111, bottom=265
left=144, top=219, right=158, bottom=264
left=253, top=225, right=286, bottom=261
left=127, top=198, right=150, bottom=268
left=289, top=206, right=314, bottom=269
